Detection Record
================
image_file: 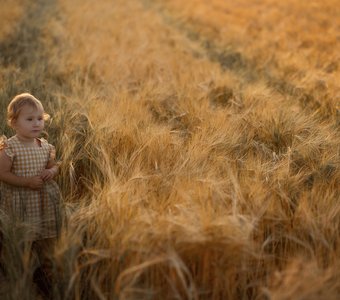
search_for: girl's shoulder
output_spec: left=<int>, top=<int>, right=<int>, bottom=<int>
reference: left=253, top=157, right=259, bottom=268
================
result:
left=38, top=138, right=57, bottom=161
left=0, top=135, right=7, bottom=150
left=0, top=135, right=17, bottom=149
left=0, top=135, right=16, bottom=159
left=38, top=137, right=54, bottom=148
left=38, top=137, right=48, bottom=146
left=38, top=137, right=56, bottom=153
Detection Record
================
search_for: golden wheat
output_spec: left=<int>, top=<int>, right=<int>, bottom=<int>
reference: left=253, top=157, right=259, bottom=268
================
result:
left=153, top=0, right=340, bottom=122
left=0, top=0, right=339, bottom=299
left=0, top=0, right=28, bottom=42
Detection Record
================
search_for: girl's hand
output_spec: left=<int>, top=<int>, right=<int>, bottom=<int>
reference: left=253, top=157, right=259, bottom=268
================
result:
left=40, top=168, right=56, bottom=182
left=25, top=176, right=44, bottom=190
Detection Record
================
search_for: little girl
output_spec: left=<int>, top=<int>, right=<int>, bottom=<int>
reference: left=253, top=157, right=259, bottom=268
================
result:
left=0, top=93, right=62, bottom=293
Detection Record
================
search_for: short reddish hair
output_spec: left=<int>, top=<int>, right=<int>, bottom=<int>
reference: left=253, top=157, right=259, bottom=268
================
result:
left=7, top=93, right=50, bottom=127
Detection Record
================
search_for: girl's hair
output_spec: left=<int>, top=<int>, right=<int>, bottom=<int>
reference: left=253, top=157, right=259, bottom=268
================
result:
left=7, top=93, right=50, bottom=127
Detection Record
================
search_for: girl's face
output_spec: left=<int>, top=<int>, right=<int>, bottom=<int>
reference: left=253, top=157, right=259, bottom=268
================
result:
left=13, top=104, right=45, bottom=141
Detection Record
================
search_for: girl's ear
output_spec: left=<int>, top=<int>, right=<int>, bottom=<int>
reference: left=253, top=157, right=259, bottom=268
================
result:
left=10, top=119, right=17, bottom=129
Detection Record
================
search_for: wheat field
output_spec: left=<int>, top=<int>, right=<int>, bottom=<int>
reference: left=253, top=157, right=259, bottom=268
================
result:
left=0, top=0, right=339, bottom=299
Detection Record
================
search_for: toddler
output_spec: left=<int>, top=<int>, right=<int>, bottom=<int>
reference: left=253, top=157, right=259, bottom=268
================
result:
left=0, top=92, right=62, bottom=295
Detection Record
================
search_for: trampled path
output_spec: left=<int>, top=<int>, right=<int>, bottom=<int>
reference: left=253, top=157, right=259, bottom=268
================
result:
left=141, top=0, right=339, bottom=124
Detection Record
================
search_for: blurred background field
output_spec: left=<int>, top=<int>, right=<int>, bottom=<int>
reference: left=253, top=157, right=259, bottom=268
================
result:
left=0, top=0, right=339, bottom=299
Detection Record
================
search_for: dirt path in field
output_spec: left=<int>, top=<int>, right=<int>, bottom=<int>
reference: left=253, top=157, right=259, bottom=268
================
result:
left=141, top=0, right=338, bottom=122
left=0, top=0, right=61, bottom=104
left=0, top=0, right=65, bottom=140
left=0, top=0, right=57, bottom=67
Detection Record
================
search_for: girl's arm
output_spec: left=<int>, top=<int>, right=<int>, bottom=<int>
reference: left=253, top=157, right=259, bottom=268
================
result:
left=0, top=150, right=43, bottom=190
left=40, top=158, right=59, bottom=182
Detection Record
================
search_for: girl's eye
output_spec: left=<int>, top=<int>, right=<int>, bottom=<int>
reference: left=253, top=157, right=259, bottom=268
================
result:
left=27, top=118, right=33, bottom=121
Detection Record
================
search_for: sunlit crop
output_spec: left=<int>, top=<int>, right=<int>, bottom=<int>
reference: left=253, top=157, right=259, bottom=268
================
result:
left=0, top=0, right=339, bottom=299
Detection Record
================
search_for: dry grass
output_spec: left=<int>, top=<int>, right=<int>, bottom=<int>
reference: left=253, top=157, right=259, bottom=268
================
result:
left=0, top=0, right=28, bottom=42
left=152, top=0, right=340, bottom=123
left=0, top=0, right=339, bottom=299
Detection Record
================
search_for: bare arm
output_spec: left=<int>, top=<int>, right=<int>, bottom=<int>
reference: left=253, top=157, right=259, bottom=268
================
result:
left=0, top=149, right=43, bottom=190
left=40, top=158, right=59, bottom=182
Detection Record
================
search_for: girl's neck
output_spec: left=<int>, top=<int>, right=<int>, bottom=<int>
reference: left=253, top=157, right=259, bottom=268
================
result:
left=15, top=135, right=39, bottom=147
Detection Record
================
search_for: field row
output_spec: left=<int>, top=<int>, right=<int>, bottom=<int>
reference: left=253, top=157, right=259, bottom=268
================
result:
left=149, top=0, right=340, bottom=123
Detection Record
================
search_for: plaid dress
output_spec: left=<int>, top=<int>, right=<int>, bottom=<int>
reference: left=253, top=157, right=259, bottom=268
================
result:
left=0, top=135, right=62, bottom=240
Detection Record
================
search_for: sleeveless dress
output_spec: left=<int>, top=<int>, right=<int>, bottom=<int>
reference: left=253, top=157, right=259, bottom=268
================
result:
left=0, top=135, right=62, bottom=241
